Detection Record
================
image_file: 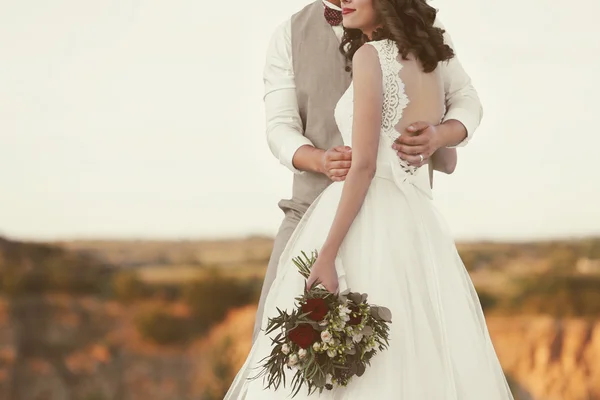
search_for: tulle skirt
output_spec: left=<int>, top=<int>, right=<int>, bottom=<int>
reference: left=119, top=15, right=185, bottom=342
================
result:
left=225, top=166, right=514, bottom=400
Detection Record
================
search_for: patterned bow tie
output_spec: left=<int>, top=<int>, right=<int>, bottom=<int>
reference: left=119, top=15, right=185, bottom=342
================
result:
left=324, top=4, right=343, bottom=26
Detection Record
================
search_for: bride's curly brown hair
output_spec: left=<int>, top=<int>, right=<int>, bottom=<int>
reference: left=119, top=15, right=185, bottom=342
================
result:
left=340, top=0, right=454, bottom=73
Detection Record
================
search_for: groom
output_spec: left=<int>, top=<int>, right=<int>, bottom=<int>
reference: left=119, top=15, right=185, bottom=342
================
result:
left=254, top=0, right=483, bottom=341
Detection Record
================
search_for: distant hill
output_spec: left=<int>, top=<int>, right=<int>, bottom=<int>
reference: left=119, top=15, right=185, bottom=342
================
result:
left=55, top=236, right=274, bottom=268
left=54, top=236, right=600, bottom=271
left=0, top=236, right=112, bottom=295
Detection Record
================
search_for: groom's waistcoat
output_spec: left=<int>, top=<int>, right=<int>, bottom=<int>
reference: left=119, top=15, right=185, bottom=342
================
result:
left=280, top=0, right=352, bottom=216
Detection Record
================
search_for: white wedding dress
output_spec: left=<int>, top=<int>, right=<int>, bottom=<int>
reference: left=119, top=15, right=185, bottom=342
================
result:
left=225, top=39, right=514, bottom=400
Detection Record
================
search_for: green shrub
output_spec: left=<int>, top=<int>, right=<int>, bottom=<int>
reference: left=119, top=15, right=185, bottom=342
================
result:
left=183, top=271, right=260, bottom=333
left=0, top=239, right=107, bottom=296
left=146, top=283, right=183, bottom=302
left=508, top=274, right=600, bottom=317
left=1, top=264, right=48, bottom=296
left=46, top=256, right=106, bottom=294
left=80, top=393, right=108, bottom=400
left=135, top=306, right=191, bottom=345
left=112, top=270, right=147, bottom=303
left=506, top=374, right=534, bottom=400
left=476, top=289, right=499, bottom=312
left=200, top=336, right=237, bottom=400
left=458, top=249, right=497, bottom=271
left=547, top=246, right=579, bottom=272
left=581, top=238, right=600, bottom=259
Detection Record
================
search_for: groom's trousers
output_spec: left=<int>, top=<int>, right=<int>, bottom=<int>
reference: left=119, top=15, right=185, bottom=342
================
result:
left=252, top=208, right=303, bottom=342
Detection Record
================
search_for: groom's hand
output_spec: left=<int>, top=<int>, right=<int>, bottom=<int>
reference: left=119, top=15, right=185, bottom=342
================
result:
left=392, top=122, right=442, bottom=168
left=321, top=146, right=352, bottom=182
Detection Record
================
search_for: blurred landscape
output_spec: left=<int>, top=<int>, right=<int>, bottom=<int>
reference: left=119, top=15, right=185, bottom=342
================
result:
left=1, top=235, right=599, bottom=400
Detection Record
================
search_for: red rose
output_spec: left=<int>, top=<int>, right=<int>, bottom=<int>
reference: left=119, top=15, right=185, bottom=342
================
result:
left=301, top=298, right=329, bottom=321
left=288, top=323, right=319, bottom=349
left=348, top=304, right=362, bottom=326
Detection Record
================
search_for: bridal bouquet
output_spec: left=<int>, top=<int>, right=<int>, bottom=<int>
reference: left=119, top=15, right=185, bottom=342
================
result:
left=253, top=251, right=392, bottom=397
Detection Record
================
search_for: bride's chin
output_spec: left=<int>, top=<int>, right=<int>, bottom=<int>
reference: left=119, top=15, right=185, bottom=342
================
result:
left=343, top=22, right=366, bottom=32
left=342, top=19, right=357, bottom=29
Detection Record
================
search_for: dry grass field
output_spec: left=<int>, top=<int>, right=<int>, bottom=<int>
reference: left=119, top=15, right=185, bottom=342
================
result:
left=1, top=235, right=599, bottom=399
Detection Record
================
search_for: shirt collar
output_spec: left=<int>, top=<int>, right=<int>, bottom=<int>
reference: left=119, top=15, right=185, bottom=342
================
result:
left=322, top=0, right=342, bottom=12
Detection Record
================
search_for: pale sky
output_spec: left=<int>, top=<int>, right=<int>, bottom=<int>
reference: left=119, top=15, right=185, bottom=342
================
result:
left=1, top=0, right=599, bottom=241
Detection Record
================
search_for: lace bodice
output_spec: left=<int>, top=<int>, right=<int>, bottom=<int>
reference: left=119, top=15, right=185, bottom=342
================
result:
left=373, top=41, right=410, bottom=144
left=335, top=39, right=444, bottom=184
left=334, top=39, right=415, bottom=175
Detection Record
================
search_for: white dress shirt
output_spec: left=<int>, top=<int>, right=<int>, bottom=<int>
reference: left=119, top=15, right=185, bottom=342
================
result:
left=264, top=1, right=483, bottom=173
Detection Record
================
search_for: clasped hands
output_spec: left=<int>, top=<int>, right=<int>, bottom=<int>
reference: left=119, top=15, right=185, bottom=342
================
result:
left=321, top=121, right=442, bottom=180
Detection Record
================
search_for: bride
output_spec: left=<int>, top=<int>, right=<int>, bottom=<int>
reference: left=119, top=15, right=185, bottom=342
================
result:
left=226, top=0, right=514, bottom=398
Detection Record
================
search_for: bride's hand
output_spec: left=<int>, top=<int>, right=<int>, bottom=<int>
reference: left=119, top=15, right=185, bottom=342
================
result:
left=306, top=255, right=339, bottom=293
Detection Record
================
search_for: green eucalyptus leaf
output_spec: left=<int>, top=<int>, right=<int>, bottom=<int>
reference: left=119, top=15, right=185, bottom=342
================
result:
left=377, top=306, right=392, bottom=322
left=312, top=371, right=326, bottom=387
left=347, top=292, right=363, bottom=305
left=370, top=306, right=379, bottom=318
left=356, top=362, right=366, bottom=377
left=361, top=326, right=373, bottom=336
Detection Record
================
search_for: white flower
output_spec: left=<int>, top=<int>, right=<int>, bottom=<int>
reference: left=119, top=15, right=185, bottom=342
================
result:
left=352, top=333, right=364, bottom=343
left=288, top=353, right=299, bottom=366
left=338, top=305, right=351, bottom=315
left=298, top=348, right=308, bottom=360
left=321, top=330, right=333, bottom=343
left=281, top=343, right=291, bottom=355
left=326, top=374, right=333, bottom=385
left=318, top=319, right=329, bottom=327
left=333, top=321, right=345, bottom=331
left=313, top=342, right=321, bottom=352
left=327, top=348, right=337, bottom=358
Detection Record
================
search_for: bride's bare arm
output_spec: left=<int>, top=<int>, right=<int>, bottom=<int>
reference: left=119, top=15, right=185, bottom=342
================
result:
left=319, top=45, right=382, bottom=260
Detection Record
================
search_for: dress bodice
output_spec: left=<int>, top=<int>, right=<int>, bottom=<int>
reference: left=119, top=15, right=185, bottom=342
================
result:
left=334, top=39, right=445, bottom=199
